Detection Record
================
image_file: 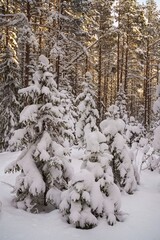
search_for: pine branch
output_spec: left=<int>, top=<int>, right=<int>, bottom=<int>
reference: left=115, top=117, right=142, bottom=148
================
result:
left=64, top=35, right=105, bottom=71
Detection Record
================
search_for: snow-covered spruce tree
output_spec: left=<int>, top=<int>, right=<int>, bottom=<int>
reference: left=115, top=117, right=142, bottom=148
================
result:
left=60, top=88, right=77, bottom=146
left=6, top=55, right=73, bottom=212
left=125, top=116, right=146, bottom=185
left=100, top=105, right=137, bottom=194
left=76, top=72, right=99, bottom=147
left=126, top=116, right=146, bottom=148
left=60, top=130, right=124, bottom=229
left=60, top=169, right=98, bottom=229
left=115, top=84, right=129, bottom=124
left=0, top=49, right=20, bottom=152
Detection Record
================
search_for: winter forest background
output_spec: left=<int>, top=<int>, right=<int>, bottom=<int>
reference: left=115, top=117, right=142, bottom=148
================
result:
left=0, top=0, right=160, bottom=239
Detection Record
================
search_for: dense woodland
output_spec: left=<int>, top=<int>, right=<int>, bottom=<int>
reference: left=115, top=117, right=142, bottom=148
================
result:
left=0, top=0, right=160, bottom=136
left=0, top=0, right=160, bottom=230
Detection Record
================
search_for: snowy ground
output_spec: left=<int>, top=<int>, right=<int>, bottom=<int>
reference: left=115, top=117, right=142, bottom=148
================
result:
left=0, top=150, right=160, bottom=240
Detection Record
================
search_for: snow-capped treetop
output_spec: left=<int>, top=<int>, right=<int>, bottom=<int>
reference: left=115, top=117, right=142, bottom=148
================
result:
left=126, top=116, right=146, bottom=148
left=85, top=130, right=107, bottom=153
left=101, top=105, right=125, bottom=138
left=39, top=55, right=50, bottom=66
left=106, top=105, right=119, bottom=119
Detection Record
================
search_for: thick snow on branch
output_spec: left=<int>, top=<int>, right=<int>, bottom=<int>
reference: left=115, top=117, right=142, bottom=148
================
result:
left=19, top=85, right=41, bottom=97
left=15, top=146, right=45, bottom=195
left=20, top=105, right=39, bottom=123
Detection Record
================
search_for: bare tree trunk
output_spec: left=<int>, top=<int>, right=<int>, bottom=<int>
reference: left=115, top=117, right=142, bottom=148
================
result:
left=124, top=34, right=129, bottom=93
left=4, top=0, right=9, bottom=87
left=117, top=8, right=120, bottom=91
left=144, top=38, right=150, bottom=128
left=103, top=61, right=108, bottom=110
left=97, top=39, right=102, bottom=121
left=55, top=0, right=62, bottom=89
left=25, top=1, right=30, bottom=87
left=39, top=16, right=42, bottom=55
left=6, top=0, right=9, bottom=47
left=117, top=31, right=120, bottom=91
left=120, top=35, right=125, bottom=84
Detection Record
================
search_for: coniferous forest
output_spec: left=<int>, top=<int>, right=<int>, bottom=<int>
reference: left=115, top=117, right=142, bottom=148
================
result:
left=0, top=0, right=160, bottom=238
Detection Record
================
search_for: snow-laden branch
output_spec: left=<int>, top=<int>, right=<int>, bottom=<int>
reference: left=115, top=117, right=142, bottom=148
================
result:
left=64, top=35, right=104, bottom=71
left=0, top=13, right=28, bottom=27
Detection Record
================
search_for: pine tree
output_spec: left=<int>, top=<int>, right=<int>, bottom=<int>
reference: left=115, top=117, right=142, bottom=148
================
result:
left=100, top=105, right=137, bottom=194
left=60, top=88, right=77, bottom=146
left=6, top=55, right=73, bottom=212
left=126, top=116, right=146, bottom=149
left=0, top=49, right=20, bottom=151
left=0, top=1, right=37, bottom=151
left=76, top=72, right=99, bottom=147
left=126, top=116, right=146, bottom=184
left=115, top=84, right=129, bottom=124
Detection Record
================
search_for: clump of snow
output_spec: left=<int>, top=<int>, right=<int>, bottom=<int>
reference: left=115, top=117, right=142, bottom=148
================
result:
left=20, top=104, right=39, bottom=123
left=39, top=55, right=49, bottom=66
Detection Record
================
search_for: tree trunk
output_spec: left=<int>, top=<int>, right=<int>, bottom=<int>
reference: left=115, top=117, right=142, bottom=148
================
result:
left=97, top=39, right=102, bottom=121
left=25, top=1, right=31, bottom=87
left=144, top=38, right=150, bottom=128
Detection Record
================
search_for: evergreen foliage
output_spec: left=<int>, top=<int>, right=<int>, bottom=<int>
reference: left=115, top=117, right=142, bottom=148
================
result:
left=60, top=130, right=124, bottom=229
left=115, top=84, right=129, bottom=124
left=100, top=105, right=137, bottom=194
left=76, top=72, right=99, bottom=147
left=0, top=49, right=20, bottom=151
left=6, top=55, right=73, bottom=212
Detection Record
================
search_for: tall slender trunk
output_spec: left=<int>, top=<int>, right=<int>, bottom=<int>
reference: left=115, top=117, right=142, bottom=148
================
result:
left=56, top=0, right=62, bottom=89
left=117, top=8, right=120, bottom=91
left=5, top=0, right=9, bottom=87
left=25, top=1, right=31, bottom=87
left=120, top=35, right=125, bottom=84
left=117, top=32, right=120, bottom=91
left=124, top=34, right=129, bottom=93
left=144, top=38, right=150, bottom=128
left=97, top=39, right=102, bottom=121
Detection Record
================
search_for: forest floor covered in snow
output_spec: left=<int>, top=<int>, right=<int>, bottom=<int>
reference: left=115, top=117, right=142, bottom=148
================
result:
left=0, top=150, right=160, bottom=240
